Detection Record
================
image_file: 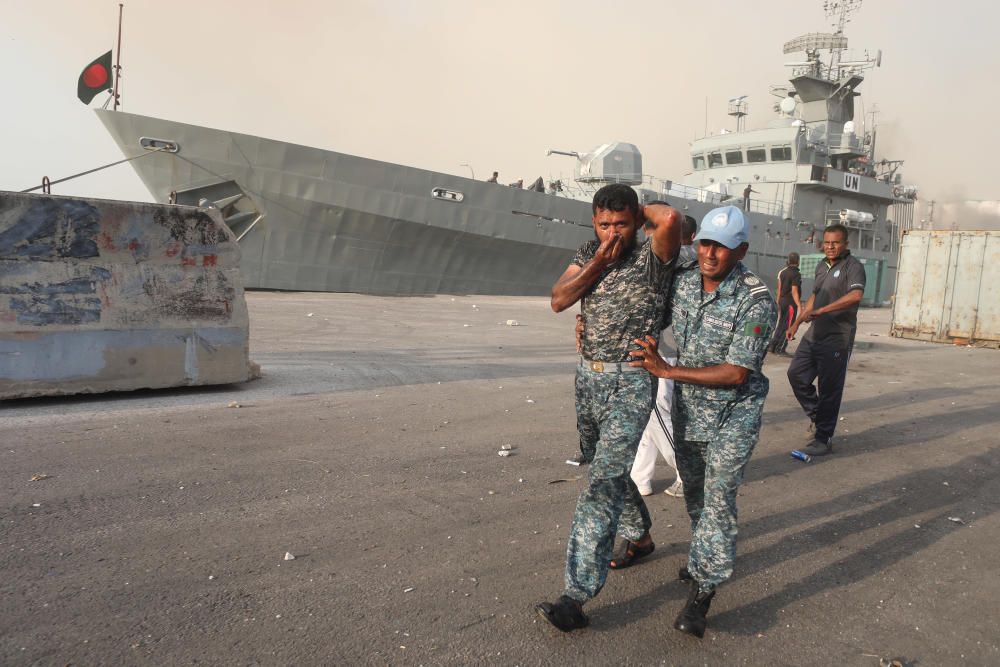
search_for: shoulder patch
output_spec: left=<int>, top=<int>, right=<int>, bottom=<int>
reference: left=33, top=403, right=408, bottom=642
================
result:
left=741, top=271, right=771, bottom=300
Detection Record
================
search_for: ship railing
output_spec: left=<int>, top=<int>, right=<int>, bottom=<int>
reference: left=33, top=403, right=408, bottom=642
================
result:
left=547, top=175, right=786, bottom=218
left=647, top=178, right=785, bottom=217
left=825, top=132, right=864, bottom=155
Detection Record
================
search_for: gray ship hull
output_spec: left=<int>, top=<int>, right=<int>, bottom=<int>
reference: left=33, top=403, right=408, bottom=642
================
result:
left=96, top=110, right=595, bottom=296
left=97, top=110, right=899, bottom=302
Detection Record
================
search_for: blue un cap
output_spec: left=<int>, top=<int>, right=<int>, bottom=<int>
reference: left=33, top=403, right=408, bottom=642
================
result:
left=693, top=205, right=749, bottom=249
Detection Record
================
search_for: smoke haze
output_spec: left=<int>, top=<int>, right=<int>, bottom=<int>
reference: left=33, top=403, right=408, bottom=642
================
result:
left=2, top=0, right=998, bottom=213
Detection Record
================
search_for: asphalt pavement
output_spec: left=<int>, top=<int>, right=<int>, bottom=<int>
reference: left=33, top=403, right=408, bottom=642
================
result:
left=2, top=293, right=998, bottom=666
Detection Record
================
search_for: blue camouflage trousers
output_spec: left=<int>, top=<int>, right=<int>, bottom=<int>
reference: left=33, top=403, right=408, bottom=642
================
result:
left=564, top=364, right=656, bottom=602
left=673, top=394, right=763, bottom=593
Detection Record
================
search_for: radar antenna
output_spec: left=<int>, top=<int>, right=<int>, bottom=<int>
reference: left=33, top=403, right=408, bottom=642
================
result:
left=823, top=0, right=863, bottom=72
left=784, top=0, right=879, bottom=82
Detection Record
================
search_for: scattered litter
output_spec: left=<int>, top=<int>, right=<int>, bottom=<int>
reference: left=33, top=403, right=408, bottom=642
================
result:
left=283, top=552, right=296, bottom=561
left=472, top=305, right=478, bottom=309
left=208, top=575, right=215, bottom=580
left=887, top=381, right=901, bottom=384
left=497, top=450, right=512, bottom=457
left=306, top=313, right=314, bottom=317
left=548, top=477, right=582, bottom=484
left=518, top=478, right=524, bottom=483
left=30, top=503, right=40, bottom=508
left=790, top=450, right=811, bottom=463
left=29, top=474, right=53, bottom=482
left=839, top=417, right=845, bottom=421
left=463, top=324, right=471, bottom=328
left=942, top=482, right=949, bottom=486
left=565, top=459, right=581, bottom=466
left=879, top=659, right=904, bottom=667
left=403, top=587, right=414, bottom=593
left=227, top=401, right=241, bottom=408
left=913, top=524, right=921, bottom=529
left=505, top=320, right=520, bottom=326
left=947, top=517, right=965, bottom=525
left=500, top=444, right=513, bottom=451
left=525, top=399, right=535, bottom=404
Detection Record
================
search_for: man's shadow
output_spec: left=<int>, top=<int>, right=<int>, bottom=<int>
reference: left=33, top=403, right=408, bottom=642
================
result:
left=761, top=382, right=1000, bottom=427
left=747, top=403, right=999, bottom=485
left=595, top=448, right=998, bottom=634
left=713, top=448, right=999, bottom=635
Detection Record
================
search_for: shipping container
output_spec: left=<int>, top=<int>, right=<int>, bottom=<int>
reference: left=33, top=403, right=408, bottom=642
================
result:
left=799, top=253, right=888, bottom=307
left=890, top=230, right=1000, bottom=347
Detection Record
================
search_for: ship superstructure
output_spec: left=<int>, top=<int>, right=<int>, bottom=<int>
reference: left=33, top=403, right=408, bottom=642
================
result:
left=674, top=0, right=916, bottom=299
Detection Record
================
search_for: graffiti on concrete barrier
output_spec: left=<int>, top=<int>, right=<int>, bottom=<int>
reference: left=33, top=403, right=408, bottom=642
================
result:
left=0, top=267, right=110, bottom=325
left=0, top=199, right=101, bottom=259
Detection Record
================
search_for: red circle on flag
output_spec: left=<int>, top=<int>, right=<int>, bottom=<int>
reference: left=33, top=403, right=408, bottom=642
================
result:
left=753, top=325, right=762, bottom=334
left=83, top=63, right=109, bottom=89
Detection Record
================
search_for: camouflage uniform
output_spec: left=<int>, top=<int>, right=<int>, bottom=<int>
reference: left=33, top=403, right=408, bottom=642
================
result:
left=668, top=259, right=776, bottom=593
left=564, top=238, right=674, bottom=603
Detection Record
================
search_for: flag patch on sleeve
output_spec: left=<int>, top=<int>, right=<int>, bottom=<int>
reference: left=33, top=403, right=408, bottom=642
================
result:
left=743, top=322, right=769, bottom=337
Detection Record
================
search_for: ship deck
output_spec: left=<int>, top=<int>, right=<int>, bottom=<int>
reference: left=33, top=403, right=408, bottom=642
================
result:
left=2, top=293, right=998, bottom=665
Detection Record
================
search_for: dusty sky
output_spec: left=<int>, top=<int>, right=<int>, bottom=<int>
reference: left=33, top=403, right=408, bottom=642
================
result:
left=2, top=0, right=997, bottom=209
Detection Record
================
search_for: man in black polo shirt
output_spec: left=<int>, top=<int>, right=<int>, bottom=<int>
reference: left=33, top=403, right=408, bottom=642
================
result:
left=770, top=252, right=802, bottom=355
left=785, top=224, right=865, bottom=456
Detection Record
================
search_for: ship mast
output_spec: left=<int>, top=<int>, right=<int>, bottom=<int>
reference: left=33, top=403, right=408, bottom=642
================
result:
left=823, top=0, right=862, bottom=79
left=112, top=3, right=124, bottom=110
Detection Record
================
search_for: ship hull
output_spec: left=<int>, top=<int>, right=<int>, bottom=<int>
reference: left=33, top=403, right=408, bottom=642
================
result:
left=96, top=110, right=595, bottom=296
left=96, top=110, right=898, bottom=303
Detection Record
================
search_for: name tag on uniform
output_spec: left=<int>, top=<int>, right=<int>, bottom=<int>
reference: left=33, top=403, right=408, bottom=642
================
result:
left=703, top=314, right=732, bottom=330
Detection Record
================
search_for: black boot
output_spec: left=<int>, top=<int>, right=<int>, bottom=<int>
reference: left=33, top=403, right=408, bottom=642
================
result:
left=674, top=582, right=715, bottom=638
left=536, top=595, right=589, bottom=632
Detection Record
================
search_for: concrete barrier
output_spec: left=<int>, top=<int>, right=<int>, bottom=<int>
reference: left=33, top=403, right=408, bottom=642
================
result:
left=0, top=191, right=257, bottom=399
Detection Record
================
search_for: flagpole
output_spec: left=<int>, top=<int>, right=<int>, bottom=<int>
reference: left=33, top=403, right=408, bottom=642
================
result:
left=112, top=3, right=123, bottom=110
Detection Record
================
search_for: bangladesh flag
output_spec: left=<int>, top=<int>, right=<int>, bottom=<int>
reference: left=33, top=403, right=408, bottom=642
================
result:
left=77, top=50, right=113, bottom=104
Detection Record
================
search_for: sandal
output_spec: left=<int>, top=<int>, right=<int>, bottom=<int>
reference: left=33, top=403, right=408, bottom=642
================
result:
left=609, top=536, right=655, bottom=569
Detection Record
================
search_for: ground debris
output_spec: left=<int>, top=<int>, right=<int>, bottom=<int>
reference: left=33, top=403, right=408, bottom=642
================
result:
left=548, top=477, right=582, bottom=484
left=29, top=474, right=53, bottom=482
left=879, top=659, right=905, bottom=667
left=947, top=516, right=966, bottom=525
left=227, top=401, right=241, bottom=408
left=284, top=552, right=296, bottom=561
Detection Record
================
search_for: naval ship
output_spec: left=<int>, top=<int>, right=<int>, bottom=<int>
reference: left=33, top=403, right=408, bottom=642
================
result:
left=97, top=0, right=915, bottom=301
